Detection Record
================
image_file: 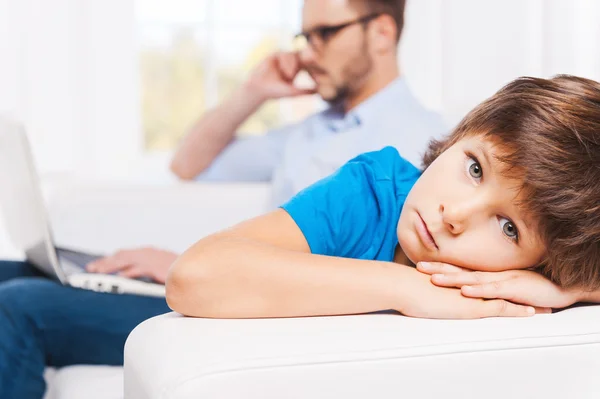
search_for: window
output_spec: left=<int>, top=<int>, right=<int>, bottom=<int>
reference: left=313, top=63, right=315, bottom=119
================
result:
left=4, top=0, right=597, bottom=177
left=135, top=0, right=318, bottom=151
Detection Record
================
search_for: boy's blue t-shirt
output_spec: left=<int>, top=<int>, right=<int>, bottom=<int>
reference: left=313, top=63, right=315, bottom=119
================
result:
left=281, top=146, right=422, bottom=261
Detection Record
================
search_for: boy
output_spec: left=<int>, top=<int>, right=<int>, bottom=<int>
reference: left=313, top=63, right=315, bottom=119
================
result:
left=166, top=75, right=600, bottom=319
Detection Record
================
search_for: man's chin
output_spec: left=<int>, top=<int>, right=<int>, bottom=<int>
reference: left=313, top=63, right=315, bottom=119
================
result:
left=316, top=86, right=345, bottom=104
left=317, top=88, right=336, bottom=103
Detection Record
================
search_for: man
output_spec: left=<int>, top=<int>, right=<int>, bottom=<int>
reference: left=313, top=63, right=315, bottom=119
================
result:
left=170, top=0, right=445, bottom=206
left=0, top=1, right=445, bottom=398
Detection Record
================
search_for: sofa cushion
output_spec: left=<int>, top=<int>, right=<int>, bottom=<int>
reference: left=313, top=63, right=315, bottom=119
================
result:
left=44, top=366, right=123, bottom=399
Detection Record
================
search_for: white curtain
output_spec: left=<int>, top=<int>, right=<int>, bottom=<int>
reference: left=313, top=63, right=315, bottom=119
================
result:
left=0, top=0, right=599, bottom=175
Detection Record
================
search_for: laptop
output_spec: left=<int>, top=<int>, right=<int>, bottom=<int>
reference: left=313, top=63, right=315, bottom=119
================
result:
left=0, top=118, right=165, bottom=297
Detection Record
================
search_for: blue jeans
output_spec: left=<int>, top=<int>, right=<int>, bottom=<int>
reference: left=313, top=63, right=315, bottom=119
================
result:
left=0, top=261, right=171, bottom=399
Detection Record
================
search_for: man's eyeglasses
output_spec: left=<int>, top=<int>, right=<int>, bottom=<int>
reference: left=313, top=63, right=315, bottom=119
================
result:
left=293, top=13, right=381, bottom=53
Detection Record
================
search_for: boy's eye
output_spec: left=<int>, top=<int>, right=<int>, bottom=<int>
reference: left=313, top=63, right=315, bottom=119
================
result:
left=466, top=157, right=483, bottom=180
left=499, top=217, right=519, bottom=242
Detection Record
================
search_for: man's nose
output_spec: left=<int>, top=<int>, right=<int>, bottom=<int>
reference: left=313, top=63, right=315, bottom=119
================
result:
left=440, top=196, right=486, bottom=235
left=298, top=43, right=317, bottom=64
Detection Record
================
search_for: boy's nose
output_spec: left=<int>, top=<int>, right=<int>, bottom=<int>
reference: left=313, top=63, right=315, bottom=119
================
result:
left=440, top=197, right=485, bottom=235
left=440, top=204, right=465, bottom=234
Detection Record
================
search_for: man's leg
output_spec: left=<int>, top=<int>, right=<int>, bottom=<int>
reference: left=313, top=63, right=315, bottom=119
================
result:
left=0, top=260, right=46, bottom=282
left=0, top=277, right=170, bottom=399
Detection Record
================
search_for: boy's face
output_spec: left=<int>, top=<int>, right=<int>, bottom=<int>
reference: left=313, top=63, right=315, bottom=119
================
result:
left=397, top=136, right=546, bottom=271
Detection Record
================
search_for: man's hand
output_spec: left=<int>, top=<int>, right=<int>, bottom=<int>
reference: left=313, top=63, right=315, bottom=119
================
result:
left=86, top=247, right=178, bottom=284
left=416, top=262, right=579, bottom=309
left=245, top=52, right=317, bottom=101
left=396, top=266, right=543, bottom=319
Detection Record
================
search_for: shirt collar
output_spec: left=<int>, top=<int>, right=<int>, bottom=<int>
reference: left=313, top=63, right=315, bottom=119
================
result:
left=323, top=77, right=411, bottom=132
left=322, top=102, right=348, bottom=132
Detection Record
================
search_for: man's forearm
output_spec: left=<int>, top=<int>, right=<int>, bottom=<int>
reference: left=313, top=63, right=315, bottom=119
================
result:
left=166, top=237, right=412, bottom=318
left=170, top=83, right=266, bottom=180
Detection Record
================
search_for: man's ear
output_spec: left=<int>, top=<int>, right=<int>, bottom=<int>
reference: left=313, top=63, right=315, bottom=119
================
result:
left=370, top=14, right=398, bottom=53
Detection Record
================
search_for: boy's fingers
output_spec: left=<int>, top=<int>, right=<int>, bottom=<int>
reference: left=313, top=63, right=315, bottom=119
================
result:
left=431, top=271, right=501, bottom=287
left=462, top=280, right=514, bottom=300
left=417, top=262, right=466, bottom=275
left=483, top=299, right=535, bottom=318
left=430, top=273, right=467, bottom=287
left=464, top=285, right=554, bottom=313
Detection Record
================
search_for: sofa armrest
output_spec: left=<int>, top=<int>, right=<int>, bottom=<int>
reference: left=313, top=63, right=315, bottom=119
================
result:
left=125, top=308, right=600, bottom=399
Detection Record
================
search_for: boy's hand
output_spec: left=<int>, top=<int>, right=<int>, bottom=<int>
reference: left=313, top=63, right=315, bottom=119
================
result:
left=397, top=266, right=546, bottom=319
left=416, top=262, right=579, bottom=309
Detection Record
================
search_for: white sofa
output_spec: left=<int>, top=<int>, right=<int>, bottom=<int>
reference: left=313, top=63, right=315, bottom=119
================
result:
left=125, top=307, right=600, bottom=399
left=119, top=181, right=600, bottom=398
left=0, top=178, right=271, bottom=399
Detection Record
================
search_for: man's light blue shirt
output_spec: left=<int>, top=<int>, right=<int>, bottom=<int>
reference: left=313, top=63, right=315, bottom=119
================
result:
left=198, top=78, right=446, bottom=207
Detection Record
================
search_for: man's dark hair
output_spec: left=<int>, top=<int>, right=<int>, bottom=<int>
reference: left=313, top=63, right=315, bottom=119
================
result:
left=423, top=75, right=600, bottom=290
left=350, top=0, right=406, bottom=42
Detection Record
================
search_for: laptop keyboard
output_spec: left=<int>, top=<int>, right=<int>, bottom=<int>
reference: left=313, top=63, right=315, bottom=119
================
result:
left=56, top=248, right=102, bottom=267
left=56, top=247, right=155, bottom=283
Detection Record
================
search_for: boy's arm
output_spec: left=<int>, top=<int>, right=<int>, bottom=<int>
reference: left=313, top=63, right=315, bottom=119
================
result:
left=166, top=210, right=536, bottom=319
left=581, top=291, right=600, bottom=303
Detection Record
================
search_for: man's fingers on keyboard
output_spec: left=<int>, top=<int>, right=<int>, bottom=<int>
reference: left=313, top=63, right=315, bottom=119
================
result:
left=118, top=266, right=145, bottom=279
left=86, top=258, right=130, bottom=273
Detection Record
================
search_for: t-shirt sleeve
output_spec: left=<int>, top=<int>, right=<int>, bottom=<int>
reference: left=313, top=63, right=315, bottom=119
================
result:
left=281, top=149, right=398, bottom=259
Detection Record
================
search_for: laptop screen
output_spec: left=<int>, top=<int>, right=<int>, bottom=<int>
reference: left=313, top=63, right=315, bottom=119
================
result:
left=0, top=119, right=65, bottom=280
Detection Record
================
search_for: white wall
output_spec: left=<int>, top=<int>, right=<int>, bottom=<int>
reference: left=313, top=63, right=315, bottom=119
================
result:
left=0, top=0, right=140, bottom=177
left=401, top=0, right=600, bottom=126
left=0, top=0, right=599, bottom=176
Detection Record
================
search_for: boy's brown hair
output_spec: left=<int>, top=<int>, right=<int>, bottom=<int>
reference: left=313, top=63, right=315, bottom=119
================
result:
left=423, top=75, right=600, bottom=290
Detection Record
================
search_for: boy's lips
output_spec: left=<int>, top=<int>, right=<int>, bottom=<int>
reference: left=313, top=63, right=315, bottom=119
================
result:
left=416, top=212, right=439, bottom=251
